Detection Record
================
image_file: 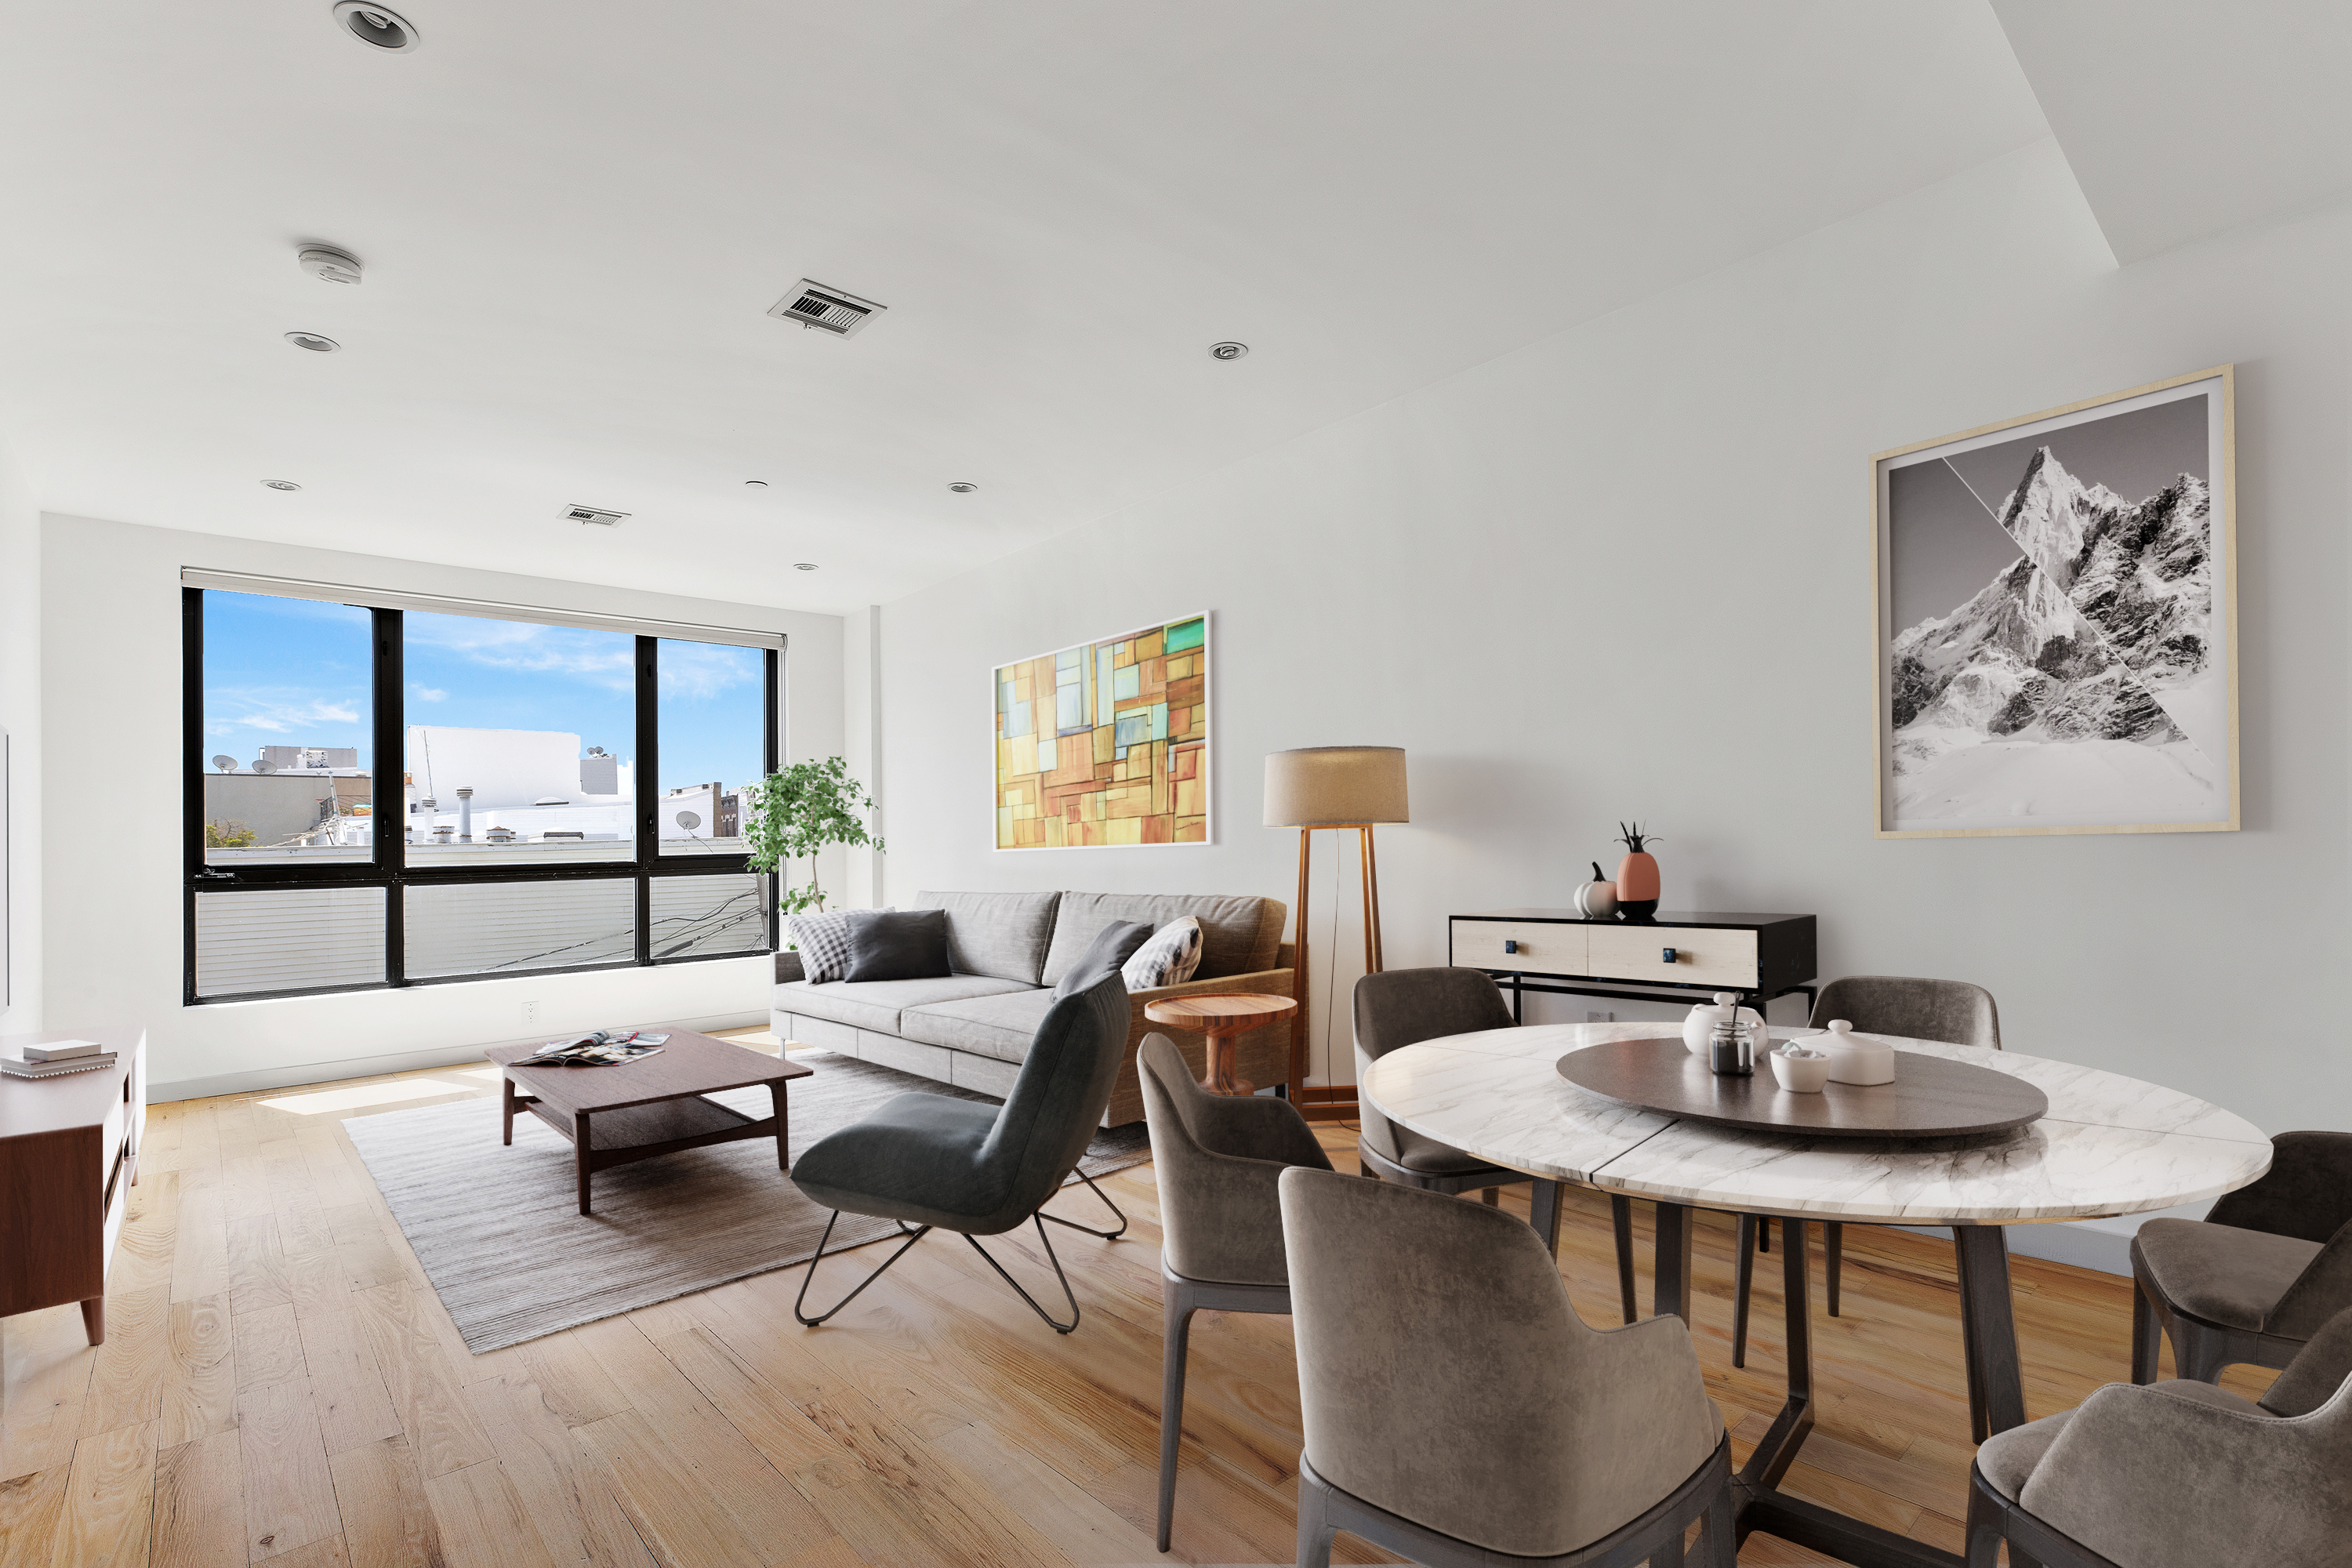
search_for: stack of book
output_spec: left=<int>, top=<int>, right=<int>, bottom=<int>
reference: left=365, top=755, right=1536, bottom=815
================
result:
left=2, top=1040, right=119, bottom=1080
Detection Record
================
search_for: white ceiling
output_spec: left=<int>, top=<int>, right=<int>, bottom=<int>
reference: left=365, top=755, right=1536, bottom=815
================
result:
left=0, top=2, right=2059, bottom=612
left=1992, top=1, right=2352, bottom=265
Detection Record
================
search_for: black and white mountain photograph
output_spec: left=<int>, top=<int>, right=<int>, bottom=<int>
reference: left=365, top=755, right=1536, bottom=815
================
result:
left=1876, top=373, right=2235, bottom=835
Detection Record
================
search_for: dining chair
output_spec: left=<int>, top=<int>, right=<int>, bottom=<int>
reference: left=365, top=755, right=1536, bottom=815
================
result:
left=1731, top=975, right=2002, bottom=1388
left=2131, top=1129, right=2352, bottom=1385
left=1965, top=1304, right=2352, bottom=1568
left=788, top=925, right=1147, bottom=1334
left=1138, top=1032, right=1332, bottom=1554
left=1279, top=1165, right=1735, bottom=1568
left=1352, top=968, right=1610, bottom=1309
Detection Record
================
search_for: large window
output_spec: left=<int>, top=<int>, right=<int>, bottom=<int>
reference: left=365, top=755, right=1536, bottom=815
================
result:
left=185, top=583, right=779, bottom=1004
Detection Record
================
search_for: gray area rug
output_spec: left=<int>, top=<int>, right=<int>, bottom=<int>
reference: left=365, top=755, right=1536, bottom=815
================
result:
left=343, top=1048, right=1152, bottom=1352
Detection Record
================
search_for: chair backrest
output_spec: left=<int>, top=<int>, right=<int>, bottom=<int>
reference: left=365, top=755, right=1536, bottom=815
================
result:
left=1278, top=1167, right=1720, bottom=1558
left=2262, top=1305, right=2352, bottom=1417
left=1352, top=967, right=1515, bottom=1062
left=967, top=970, right=1130, bottom=1234
left=2207, top=1131, right=2352, bottom=1243
left=1809, top=975, right=2000, bottom=1050
left=1138, top=1033, right=1329, bottom=1287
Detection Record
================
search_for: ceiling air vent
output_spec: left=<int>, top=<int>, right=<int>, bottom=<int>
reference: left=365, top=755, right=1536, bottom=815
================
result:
left=564, top=504, right=630, bottom=527
left=768, top=280, right=884, bottom=337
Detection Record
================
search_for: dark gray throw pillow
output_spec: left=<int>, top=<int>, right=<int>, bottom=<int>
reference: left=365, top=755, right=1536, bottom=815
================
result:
left=844, top=908, right=953, bottom=982
left=1052, top=920, right=1153, bottom=997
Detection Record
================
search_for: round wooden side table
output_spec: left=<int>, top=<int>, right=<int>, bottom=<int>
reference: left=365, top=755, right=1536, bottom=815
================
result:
left=1142, top=993, right=1299, bottom=1097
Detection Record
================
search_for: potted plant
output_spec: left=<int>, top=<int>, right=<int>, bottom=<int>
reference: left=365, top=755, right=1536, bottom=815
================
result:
left=742, top=757, right=884, bottom=918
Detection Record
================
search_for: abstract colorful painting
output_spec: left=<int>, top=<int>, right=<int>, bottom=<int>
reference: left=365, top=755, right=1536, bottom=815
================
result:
left=995, top=615, right=1209, bottom=848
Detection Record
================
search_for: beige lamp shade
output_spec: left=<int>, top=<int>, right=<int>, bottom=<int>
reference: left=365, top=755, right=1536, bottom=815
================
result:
left=1263, top=746, right=1408, bottom=826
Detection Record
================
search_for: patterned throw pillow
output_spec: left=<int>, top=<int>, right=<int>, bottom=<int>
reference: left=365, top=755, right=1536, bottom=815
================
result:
left=1122, top=916, right=1204, bottom=990
left=786, top=908, right=869, bottom=984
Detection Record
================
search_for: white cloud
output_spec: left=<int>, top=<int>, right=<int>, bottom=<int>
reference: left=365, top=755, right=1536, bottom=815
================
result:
left=405, top=615, right=635, bottom=692
left=411, top=684, right=447, bottom=702
left=205, top=688, right=364, bottom=738
left=658, top=640, right=761, bottom=701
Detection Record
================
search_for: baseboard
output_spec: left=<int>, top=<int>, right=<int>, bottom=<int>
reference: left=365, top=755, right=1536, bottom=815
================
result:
left=148, top=1009, right=766, bottom=1103
left=1293, top=1085, right=1359, bottom=1123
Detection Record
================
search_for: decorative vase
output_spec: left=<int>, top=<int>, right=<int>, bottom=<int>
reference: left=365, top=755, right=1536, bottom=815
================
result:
left=1573, top=862, right=1617, bottom=919
left=1682, top=991, right=1763, bottom=1058
left=1613, top=821, right=1660, bottom=922
left=1817, top=1019, right=1896, bottom=1086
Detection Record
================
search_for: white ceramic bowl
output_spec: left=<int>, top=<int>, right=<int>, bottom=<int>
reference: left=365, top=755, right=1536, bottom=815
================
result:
left=1770, top=1048, right=1831, bottom=1094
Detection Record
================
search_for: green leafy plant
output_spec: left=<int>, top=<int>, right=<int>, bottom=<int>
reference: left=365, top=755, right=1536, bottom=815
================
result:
left=204, top=819, right=257, bottom=848
left=743, top=757, right=884, bottom=918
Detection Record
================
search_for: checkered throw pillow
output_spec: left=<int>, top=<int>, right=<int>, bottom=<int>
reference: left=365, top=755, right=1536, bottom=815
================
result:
left=786, top=908, right=867, bottom=984
left=1122, top=916, right=1204, bottom=989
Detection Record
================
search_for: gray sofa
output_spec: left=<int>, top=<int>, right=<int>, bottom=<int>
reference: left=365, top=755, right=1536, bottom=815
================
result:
left=772, top=890, right=1295, bottom=1126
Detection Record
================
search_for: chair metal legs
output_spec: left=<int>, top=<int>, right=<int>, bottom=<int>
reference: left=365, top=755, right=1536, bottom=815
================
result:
left=793, top=1213, right=931, bottom=1327
left=1158, top=1265, right=1290, bottom=1553
left=797, top=1172, right=1127, bottom=1334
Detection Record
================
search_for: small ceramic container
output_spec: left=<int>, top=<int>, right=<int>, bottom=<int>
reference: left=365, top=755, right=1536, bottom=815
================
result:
left=1682, top=991, right=1765, bottom=1058
left=1770, top=1046, right=1831, bottom=1094
left=1817, top=1019, right=1896, bottom=1086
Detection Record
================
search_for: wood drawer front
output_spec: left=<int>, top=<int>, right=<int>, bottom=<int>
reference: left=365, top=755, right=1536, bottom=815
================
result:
left=1451, top=921, right=1587, bottom=976
left=1585, top=926, right=1758, bottom=989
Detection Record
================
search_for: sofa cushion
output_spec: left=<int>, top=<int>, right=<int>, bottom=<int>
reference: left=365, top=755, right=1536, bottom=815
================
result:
left=1041, top=892, right=1284, bottom=985
left=915, top=891, right=1060, bottom=985
left=776, top=975, right=1032, bottom=1036
left=1054, top=920, right=1152, bottom=997
left=844, top=909, right=953, bottom=982
left=900, top=989, right=1059, bottom=1064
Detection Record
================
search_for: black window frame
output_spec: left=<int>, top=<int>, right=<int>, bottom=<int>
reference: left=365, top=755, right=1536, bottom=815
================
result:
left=183, top=586, right=781, bottom=1005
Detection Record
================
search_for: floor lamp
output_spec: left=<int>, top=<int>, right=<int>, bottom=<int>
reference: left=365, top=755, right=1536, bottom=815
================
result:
left=1263, top=746, right=1409, bottom=1100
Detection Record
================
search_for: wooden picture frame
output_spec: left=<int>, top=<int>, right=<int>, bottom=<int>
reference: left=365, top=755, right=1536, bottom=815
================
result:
left=1871, top=367, right=2238, bottom=838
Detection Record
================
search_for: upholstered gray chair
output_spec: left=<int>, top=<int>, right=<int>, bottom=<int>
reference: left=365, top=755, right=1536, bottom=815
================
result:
left=1279, top=1166, right=1733, bottom=1568
left=1967, top=1305, right=2352, bottom=1568
left=789, top=924, right=1149, bottom=1334
left=2132, top=1130, right=2352, bottom=1385
left=1138, top=1033, right=1332, bottom=1553
left=1352, top=968, right=1591, bottom=1289
left=1731, top=975, right=2002, bottom=1377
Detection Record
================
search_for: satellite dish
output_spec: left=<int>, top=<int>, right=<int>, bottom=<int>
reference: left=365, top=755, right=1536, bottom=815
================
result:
left=212, top=754, right=237, bottom=772
left=675, top=810, right=702, bottom=831
left=252, top=759, right=277, bottom=774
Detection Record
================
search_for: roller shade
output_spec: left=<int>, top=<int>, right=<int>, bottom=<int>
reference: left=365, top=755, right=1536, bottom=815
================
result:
left=180, top=567, right=788, bottom=650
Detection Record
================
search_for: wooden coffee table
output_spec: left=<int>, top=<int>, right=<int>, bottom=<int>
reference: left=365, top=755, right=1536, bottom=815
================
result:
left=488, top=1030, right=812, bottom=1214
left=1143, top=993, right=1298, bottom=1097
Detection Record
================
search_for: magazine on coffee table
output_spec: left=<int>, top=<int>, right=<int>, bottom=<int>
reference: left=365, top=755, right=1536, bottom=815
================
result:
left=512, top=1029, right=670, bottom=1068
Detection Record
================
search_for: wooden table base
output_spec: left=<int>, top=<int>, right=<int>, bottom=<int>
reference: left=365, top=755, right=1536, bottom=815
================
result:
left=1142, top=993, right=1300, bottom=1100
left=1199, top=1025, right=1256, bottom=1098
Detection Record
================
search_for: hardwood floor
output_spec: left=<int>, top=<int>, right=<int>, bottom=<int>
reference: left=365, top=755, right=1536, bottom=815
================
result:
left=2, top=1035, right=2277, bottom=1567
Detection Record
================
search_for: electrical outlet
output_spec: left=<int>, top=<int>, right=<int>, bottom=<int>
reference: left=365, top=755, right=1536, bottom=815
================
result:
left=1585, top=1010, right=1615, bottom=1023
left=521, top=1000, right=541, bottom=1030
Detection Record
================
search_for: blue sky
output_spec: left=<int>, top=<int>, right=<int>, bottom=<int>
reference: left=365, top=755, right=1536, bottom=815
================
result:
left=201, top=591, right=766, bottom=794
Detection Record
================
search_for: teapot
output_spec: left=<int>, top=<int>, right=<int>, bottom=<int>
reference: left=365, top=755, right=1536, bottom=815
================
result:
left=1682, top=990, right=1763, bottom=1058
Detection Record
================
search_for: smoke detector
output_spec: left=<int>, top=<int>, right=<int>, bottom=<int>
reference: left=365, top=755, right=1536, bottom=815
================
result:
left=564, top=505, right=630, bottom=527
left=299, top=245, right=362, bottom=285
left=332, top=2, right=419, bottom=51
left=285, top=331, right=339, bottom=352
left=768, top=281, right=884, bottom=338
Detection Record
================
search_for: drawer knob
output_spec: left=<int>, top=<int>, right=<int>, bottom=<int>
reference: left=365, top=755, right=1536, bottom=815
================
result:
left=1503, top=940, right=1519, bottom=954
left=1662, top=947, right=1679, bottom=964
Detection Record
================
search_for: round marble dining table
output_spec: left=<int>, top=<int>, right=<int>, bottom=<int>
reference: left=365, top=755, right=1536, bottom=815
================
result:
left=1359, top=1020, right=2272, bottom=1568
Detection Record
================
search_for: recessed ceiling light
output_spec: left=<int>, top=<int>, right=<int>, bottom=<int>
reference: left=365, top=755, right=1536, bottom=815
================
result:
left=744, top=480, right=768, bottom=488
left=285, top=332, right=339, bottom=353
left=262, top=480, right=303, bottom=492
left=947, top=481, right=978, bottom=493
left=332, top=2, right=419, bottom=52
left=1210, top=341, right=1248, bottom=360
left=794, top=562, right=818, bottom=572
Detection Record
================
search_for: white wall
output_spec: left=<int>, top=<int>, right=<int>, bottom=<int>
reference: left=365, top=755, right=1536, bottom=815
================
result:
left=39, top=514, right=844, bottom=1099
left=0, top=432, right=38, bottom=1036
left=873, top=138, right=2352, bottom=1149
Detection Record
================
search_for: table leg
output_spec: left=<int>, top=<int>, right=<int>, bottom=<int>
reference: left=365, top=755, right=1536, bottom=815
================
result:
left=81, top=1297, right=104, bottom=1345
left=769, top=1081, right=789, bottom=1171
left=1954, top=1226, right=2026, bottom=1435
left=1610, top=1194, right=1638, bottom=1324
left=502, top=1073, right=515, bottom=1146
left=575, top=1110, right=593, bottom=1215
left=1198, top=1026, right=1255, bottom=1097
left=1653, top=1202, right=1695, bottom=1323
